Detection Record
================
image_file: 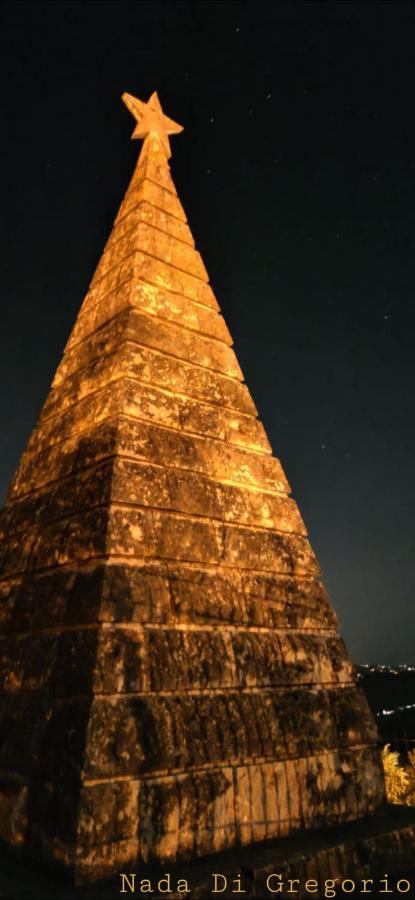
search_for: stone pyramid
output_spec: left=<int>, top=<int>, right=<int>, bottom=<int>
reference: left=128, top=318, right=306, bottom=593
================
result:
left=0, top=91, right=385, bottom=884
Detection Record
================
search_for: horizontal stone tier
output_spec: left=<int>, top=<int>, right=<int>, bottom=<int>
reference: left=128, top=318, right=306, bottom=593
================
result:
left=0, top=502, right=318, bottom=578
left=91, top=220, right=208, bottom=286
left=67, top=281, right=232, bottom=357
left=115, top=175, right=188, bottom=233
left=0, top=747, right=385, bottom=882
left=0, top=686, right=379, bottom=781
left=1, top=457, right=303, bottom=541
left=0, top=627, right=352, bottom=695
left=85, top=246, right=219, bottom=313
left=24, top=378, right=270, bottom=463
left=8, top=420, right=119, bottom=500
left=128, top=152, right=180, bottom=199
left=56, top=306, right=240, bottom=389
left=0, top=562, right=337, bottom=634
left=107, top=197, right=194, bottom=250
left=8, top=417, right=289, bottom=501
left=43, top=340, right=256, bottom=425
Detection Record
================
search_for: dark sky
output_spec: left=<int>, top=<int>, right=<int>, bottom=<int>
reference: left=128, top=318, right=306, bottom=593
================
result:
left=1, top=1, right=414, bottom=664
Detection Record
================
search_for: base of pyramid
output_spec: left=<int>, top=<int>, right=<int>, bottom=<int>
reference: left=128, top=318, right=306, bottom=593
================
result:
left=1, top=805, right=415, bottom=898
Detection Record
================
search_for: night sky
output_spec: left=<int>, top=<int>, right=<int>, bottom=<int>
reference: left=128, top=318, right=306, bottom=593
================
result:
left=1, top=1, right=414, bottom=664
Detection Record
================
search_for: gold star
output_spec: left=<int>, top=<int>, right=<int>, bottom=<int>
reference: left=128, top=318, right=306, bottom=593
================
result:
left=122, top=91, right=183, bottom=158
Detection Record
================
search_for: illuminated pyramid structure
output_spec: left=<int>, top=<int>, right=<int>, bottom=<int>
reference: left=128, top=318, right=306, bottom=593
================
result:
left=0, top=91, right=386, bottom=883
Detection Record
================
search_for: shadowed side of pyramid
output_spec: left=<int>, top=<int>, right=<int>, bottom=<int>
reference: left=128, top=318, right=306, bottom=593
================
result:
left=0, top=98, right=386, bottom=884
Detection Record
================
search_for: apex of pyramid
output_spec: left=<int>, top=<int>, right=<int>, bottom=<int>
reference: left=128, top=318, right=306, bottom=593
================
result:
left=122, top=90, right=183, bottom=159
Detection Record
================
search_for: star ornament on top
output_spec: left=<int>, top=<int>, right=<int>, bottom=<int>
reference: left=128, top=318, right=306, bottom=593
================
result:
left=122, top=90, right=183, bottom=158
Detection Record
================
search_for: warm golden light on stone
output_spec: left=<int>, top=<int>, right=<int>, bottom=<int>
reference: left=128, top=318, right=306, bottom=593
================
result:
left=0, top=90, right=389, bottom=885
left=122, top=90, right=183, bottom=158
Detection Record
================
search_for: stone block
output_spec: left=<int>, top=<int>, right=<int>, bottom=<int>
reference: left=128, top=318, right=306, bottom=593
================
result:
left=92, top=221, right=208, bottom=284
left=110, top=198, right=194, bottom=247
left=55, top=307, right=242, bottom=388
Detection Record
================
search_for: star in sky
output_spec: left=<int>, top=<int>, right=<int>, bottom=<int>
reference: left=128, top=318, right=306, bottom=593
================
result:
left=122, top=90, right=183, bottom=158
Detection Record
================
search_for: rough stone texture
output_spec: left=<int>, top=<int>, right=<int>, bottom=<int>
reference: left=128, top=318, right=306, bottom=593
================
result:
left=0, top=112, right=392, bottom=885
left=2, top=805, right=415, bottom=898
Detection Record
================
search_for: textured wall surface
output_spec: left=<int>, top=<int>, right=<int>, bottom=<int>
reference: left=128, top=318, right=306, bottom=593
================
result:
left=0, top=122, right=385, bottom=883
